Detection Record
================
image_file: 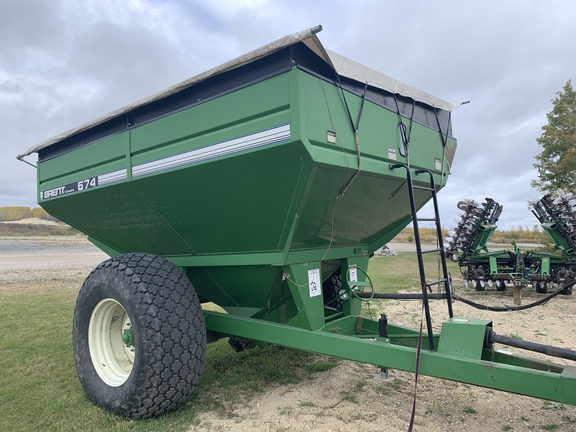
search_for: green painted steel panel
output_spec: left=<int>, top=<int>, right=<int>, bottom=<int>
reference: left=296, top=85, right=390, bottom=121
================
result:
left=437, top=317, right=491, bottom=359
left=36, top=66, right=455, bottom=315
left=38, top=67, right=450, bottom=261
left=129, top=74, right=291, bottom=163
left=38, top=133, right=126, bottom=183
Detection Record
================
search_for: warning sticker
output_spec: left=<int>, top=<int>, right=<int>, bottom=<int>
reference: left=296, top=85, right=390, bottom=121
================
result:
left=308, top=269, right=321, bottom=297
left=435, top=158, right=442, bottom=171
left=349, top=266, right=358, bottom=290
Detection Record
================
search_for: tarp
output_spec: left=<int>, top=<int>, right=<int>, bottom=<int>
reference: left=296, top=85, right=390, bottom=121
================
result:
left=19, top=25, right=456, bottom=159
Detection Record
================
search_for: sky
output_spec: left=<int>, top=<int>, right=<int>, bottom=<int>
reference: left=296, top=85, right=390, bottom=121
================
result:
left=2, top=0, right=575, bottom=231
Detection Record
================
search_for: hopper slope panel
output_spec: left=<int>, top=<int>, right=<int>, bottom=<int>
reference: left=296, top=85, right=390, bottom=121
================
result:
left=40, top=183, right=192, bottom=256
left=291, top=165, right=432, bottom=250
left=130, top=143, right=311, bottom=256
left=41, top=141, right=311, bottom=257
left=186, top=265, right=286, bottom=314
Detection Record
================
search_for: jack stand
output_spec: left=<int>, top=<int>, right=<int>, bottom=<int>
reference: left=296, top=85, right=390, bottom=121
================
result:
left=374, top=367, right=396, bottom=382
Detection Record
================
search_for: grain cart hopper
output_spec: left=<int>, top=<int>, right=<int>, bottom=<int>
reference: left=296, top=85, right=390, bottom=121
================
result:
left=18, top=27, right=576, bottom=419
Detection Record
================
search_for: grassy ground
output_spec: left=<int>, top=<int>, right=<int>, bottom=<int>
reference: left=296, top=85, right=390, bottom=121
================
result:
left=369, top=252, right=461, bottom=294
left=0, top=288, right=343, bottom=432
left=0, top=252, right=458, bottom=431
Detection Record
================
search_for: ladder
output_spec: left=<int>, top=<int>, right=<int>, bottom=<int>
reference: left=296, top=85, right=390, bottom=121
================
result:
left=389, top=164, right=453, bottom=351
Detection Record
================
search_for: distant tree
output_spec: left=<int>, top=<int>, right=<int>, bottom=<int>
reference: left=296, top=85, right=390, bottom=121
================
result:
left=0, top=206, right=57, bottom=221
left=532, top=80, right=576, bottom=196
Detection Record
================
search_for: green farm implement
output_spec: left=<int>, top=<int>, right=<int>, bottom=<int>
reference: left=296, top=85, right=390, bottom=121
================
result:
left=447, top=195, right=576, bottom=294
left=18, top=27, right=576, bottom=419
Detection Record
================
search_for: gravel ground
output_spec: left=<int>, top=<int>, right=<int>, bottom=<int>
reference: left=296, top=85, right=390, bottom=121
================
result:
left=0, top=237, right=99, bottom=255
left=0, top=236, right=108, bottom=295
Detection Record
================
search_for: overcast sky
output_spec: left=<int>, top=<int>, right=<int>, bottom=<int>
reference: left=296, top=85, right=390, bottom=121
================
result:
left=2, top=0, right=575, bottom=231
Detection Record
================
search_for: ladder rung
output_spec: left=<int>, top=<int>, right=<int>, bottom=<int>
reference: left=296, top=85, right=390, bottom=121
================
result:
left=414, top=185, right=434, bottom=192
left=417, top=218, right=437, bottom=222
left=426, top=278, right=448, bottom=287
left=421, top=248, right=442, bottom=254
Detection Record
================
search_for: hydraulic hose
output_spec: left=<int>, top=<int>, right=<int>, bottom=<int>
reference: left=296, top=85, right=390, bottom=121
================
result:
left=355, top=280, right=575, bottom=312
left=485, top=327, right=576, bottom=362
left=452, top=281, right=575, bottom=312
left=355, top=292, right=447, bottom=300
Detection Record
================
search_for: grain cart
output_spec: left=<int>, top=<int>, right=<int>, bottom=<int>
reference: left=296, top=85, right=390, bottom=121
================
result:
left=18, top=27, right=576, bottom=419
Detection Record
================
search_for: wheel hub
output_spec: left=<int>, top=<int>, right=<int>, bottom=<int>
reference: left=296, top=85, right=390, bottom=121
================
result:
left=88, top=299, right=135, bottom=387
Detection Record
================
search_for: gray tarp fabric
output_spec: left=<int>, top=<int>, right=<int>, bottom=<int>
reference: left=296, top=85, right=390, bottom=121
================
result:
left=18, top=26, right=456, bottom=159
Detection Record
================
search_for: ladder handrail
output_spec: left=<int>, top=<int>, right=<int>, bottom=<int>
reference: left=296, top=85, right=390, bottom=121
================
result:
left=389, top=164, right=454, bottom=351
left=389, top=163, right=435, bottom=351
left=414, top=169, right=454, bottom=318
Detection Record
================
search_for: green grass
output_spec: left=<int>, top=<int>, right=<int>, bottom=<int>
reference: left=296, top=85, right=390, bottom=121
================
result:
left=0, top=290, right=338, bottom=432
left=368, top=252, right=461, bottom=294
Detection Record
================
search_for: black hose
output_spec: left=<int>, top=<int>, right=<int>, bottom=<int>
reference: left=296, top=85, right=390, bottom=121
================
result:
left=356, top=292, right=447, bottom=300
left=355, top=280, right=575, bottom=312
left=452, top=281, right=575, bottom=312
left=485, top=327, right=576, bottom=362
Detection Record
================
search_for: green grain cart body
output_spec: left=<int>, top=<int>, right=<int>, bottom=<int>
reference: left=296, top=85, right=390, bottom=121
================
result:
left=23, top=29, right=455, bottom=319
left=19, top=27, right=576, bottom=418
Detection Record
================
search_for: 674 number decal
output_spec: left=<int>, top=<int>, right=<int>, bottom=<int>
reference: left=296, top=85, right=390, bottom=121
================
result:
left=77, top=177, right=97, bottom=191
left=40, top=176, right=99, bottom=200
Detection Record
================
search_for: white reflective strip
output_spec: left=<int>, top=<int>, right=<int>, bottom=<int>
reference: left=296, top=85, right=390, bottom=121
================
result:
left=98, top=169, right=127, bottom=185
left=132, top=124, right=290, bottom=178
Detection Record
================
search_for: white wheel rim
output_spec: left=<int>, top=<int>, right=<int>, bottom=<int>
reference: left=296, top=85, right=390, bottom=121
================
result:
left=88, top=299, right=135, bottom=387
left=464, top=279, right=469, bottom=288
left=479, top=280, right=485, bottom=288
left=488, top=280, right=493, bottom=288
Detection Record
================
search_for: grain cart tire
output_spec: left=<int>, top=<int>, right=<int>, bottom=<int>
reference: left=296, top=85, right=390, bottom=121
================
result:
left=72, top=253, right=206, bottom=419
left=323, top=273, right=343, bottom=311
